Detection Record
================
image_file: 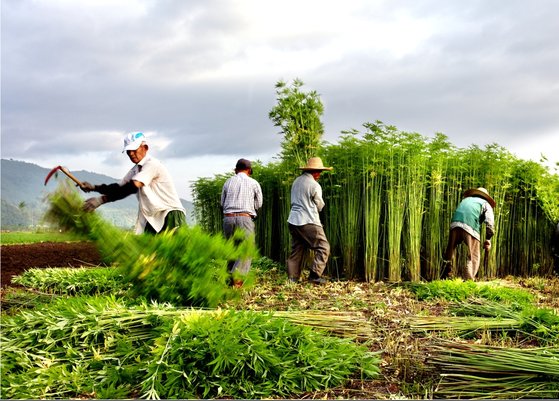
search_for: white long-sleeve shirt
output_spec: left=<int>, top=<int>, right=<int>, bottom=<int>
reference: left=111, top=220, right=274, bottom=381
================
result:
left=287, top=172, right=325, bottom=226
left=121, top=155, right=185, bottom=233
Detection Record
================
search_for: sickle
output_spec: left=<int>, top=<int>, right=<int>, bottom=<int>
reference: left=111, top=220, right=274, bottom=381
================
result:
left=44, top=165, right=84, bottom=188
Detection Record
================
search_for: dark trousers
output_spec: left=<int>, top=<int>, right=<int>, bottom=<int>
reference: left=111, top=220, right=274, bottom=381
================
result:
left=287, top=223, right=330, bottom=279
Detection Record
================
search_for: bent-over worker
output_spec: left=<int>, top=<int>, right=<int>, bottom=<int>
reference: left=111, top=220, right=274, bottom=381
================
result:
left=442, top=187, right=495, bottom=280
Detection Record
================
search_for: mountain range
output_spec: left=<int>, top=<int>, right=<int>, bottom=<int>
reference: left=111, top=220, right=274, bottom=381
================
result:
left=0, top=159, right=195, bottom=229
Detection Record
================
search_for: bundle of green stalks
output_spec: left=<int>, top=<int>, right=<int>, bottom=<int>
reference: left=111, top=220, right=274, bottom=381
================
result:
left=12, top=265, right=378, bottom=344
left=1, top=295, right=380, bottom=399
left=406, top=279, right=535, bottom=307
left=430, top=342, right=559, bottom=399
left=43, top=183, right=258, bottom=306
left=452, top=301, right=559, bottom=344
left=409, top=300, right=559, bottom=345
left=12, top=267, right=126, bottom=296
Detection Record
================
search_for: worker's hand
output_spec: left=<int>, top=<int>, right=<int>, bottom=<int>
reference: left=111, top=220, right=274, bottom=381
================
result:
left=83, top=196, right=105, bottom=212
left=80, top=182, right=96, bottom=193
left=483, top=240, right=491, bottom=250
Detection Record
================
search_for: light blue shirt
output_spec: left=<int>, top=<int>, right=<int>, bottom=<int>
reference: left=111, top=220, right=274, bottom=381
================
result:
left=450, top=196, right=495, bottom=241
left=287, top=172, right=325, bottom=226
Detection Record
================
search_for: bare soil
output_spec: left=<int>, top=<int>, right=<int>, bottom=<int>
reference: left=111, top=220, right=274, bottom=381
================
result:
left=1, top=242, right=103, bottom=287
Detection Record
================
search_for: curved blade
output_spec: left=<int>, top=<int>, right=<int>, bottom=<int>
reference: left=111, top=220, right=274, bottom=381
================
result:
left=44, top=165, right=62, bottom=186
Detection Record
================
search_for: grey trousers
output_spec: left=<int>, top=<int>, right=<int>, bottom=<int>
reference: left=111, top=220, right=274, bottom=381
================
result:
left=223, top=216, right=255, bottom=275
left=443, top=227, right=481, bottom=280
left=287, top=223, right=330, bottom=279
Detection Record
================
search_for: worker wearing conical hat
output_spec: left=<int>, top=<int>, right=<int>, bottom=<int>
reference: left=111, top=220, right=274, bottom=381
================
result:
left=442, top=187, right=496, bottom=280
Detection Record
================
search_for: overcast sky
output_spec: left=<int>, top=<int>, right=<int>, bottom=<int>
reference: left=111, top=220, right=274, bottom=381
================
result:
left=2, top=0, right=558, bottom=200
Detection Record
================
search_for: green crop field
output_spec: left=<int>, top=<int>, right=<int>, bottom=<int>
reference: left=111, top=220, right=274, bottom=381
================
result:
left=0, top=231, right=82, bottom=245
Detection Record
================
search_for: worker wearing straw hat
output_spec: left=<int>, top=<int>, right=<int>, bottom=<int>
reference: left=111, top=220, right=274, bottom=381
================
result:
left=287, top=157, right=333, bottom=285
left=442, top=187, right=496, bottom=280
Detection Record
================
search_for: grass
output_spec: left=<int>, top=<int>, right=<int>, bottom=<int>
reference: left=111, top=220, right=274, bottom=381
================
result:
left=0, top=230, right=84, bottom=245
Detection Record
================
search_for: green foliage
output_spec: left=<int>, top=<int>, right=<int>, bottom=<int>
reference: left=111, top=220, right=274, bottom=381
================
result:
left=191, top=174, right=230, bottom=234
left=122, top=227, right=258, bottom=307
left=408, top=280, right=558, bottom=344
left=1, top=296, right=380, bottom=399
left=0, top=231, right=83, bottom=245
left=12, top=267, right=127, bottom=296
left=194, top=79, right=559, bottom=281
left=0, top=289, right=55, bottom=314
left=450, top=301, right=559, bottom=344
left=269, top=78, right=325, bottom=166
left=251, top=256, right=283, bottom=271
left=142, top=310, right=379, bottom=399
left=42, top=182, right=258, bottom=307
left=407, top=279, right=535, bottom=306
left=0, top=296, right=155, bottom=399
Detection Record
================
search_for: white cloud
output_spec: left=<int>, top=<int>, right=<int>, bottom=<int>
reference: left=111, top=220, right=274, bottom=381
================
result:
left=2, top=0, right=558, bottom=202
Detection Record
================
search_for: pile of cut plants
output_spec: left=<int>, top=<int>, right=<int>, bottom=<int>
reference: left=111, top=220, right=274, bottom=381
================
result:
left=1, top=184, right=380, bottom=399
left=1, top=184, right=558, bottom=399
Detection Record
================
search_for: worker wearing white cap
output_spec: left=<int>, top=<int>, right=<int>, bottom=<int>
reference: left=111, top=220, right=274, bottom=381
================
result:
left=80, top=132, right=186, bottom=234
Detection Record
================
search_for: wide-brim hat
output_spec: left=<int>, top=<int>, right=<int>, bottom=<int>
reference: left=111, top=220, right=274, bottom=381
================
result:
left=299, top=157, right=333, bottom=171
left=463, top=187, right=496, bottom=208
left=122, top=132, right=147, bottom=152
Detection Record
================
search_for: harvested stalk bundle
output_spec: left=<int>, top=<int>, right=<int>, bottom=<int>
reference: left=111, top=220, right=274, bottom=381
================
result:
left=12, top=267, right=126, bottom=296
left=409, top=300, right=559, bottom=345
left=43, top=182, right=258, bottom=306
left=409, top=315, right=520, bottom=334
left=1, top=295, right=380, bottom=399
left=272, top=310, right=378, bottom=341
left=406, top=279, right=535, bottom=307
left=429, top=341, right=559, bottom=399
left=452, top=301, right=559, bottom=345
left=142, top=310, right=380, bottom=399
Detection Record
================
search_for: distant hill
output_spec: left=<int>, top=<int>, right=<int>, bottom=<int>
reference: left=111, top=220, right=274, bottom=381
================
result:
left=0, top=159, right=195, bottom=229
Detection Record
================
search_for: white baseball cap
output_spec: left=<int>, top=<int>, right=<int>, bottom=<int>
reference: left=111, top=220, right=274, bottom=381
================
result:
left=122, top=132, right=147, bottom=152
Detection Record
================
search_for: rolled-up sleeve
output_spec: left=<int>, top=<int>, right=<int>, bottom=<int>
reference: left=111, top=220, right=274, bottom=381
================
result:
left=484, top=204, right=495, bottom=238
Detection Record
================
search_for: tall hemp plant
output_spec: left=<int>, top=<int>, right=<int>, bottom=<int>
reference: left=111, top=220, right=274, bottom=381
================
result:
left=380, top=124, right=408, bottom=282
left=268, top=78, right=328, bottom=264
left=361, top=123, right=387, bottom=282
left=424, top=134, right=453, bottom=280
left=269, top=78, right=325, bottom=167
left=324, top=133, right=363, bottom=279
left=402, top=132, right=428, bottom=282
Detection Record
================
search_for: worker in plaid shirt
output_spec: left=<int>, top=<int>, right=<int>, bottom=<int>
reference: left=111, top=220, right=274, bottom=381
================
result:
left=220, top=158, right=263, bottom=287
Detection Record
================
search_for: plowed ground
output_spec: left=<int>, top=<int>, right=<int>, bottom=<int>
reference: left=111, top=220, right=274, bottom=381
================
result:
left=1, top=242, right=102, bottom=287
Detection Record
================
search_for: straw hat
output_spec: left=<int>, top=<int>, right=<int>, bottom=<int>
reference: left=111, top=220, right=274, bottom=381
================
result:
left=299, top=157, right=333, bottom=171
left=463, top=187, right=496, bottom=208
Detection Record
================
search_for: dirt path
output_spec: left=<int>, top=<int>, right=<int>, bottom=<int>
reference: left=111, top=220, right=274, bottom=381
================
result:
left=1, top=242, right=102, bottom=287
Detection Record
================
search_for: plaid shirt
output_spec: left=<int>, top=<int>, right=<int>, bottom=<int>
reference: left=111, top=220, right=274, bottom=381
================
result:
left=221, top=172, right=263, bottom=217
